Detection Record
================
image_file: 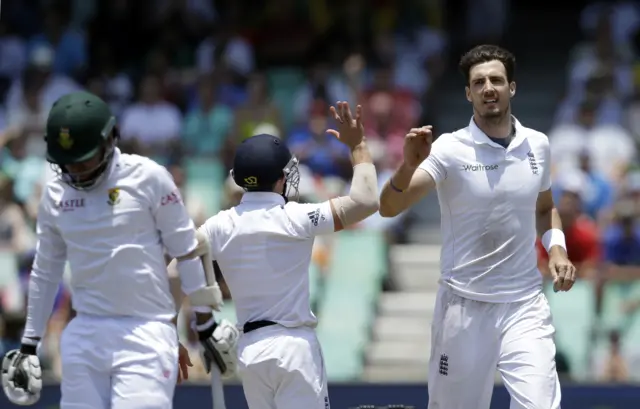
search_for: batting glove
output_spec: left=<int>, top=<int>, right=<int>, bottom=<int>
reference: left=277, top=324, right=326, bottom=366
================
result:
left=195, top=318, right=239, bottom=378
left=1, top=342, right=42, bottom=406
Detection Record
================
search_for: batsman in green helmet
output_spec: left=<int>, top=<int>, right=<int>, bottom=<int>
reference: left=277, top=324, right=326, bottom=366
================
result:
left=44, top=91, right=119, bottom=189
left=1, top=91, right=232, bottom=408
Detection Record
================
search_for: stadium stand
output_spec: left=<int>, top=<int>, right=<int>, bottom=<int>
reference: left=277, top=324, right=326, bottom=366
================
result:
left=2, top=3, right=640, bottom=403
left=364, top=245, right=440, bottom=382
left=317, top=230, right=388, bottom=381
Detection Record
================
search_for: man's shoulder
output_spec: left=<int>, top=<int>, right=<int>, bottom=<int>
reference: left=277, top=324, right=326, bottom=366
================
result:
left=199, top=209, right=235, bottom=240
left=284, top=200, right=319, bottom=215
left=42, top=177, right=67, bottom=201
left=116, top=153, right=167, bottom=181
left=432, top=128, right=469, bottom=153
left=520, top=125, right=549, bottom=146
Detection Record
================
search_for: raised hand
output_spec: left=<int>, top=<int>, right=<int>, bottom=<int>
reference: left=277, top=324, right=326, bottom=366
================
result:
left=403, top=126, right=433, bottom=168
left=327, top=101, right=365, bottom=149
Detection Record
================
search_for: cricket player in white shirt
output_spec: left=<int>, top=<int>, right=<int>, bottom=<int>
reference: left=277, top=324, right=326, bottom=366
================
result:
left=379, top=45, right=577, bottom=409
left=194, top=102, right=379, bottom=409
left=1, top=91, right=224, bottom=408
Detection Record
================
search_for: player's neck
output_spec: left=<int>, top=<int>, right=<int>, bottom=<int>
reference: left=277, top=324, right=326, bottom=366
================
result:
left=473, top=109, right=513, bottom=139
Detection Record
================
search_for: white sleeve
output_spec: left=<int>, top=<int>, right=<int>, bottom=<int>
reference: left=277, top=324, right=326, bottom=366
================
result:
left=540, top=137, right=552, bottom=192
left=285, top=201, right=335, bottom=238
left=148, top=164, right=198, bottom=258
left=418, top=136, right=449, bottom=184
left=23, top=191, right=67, bottom=340
left=197, top=215, right=220, bottom=260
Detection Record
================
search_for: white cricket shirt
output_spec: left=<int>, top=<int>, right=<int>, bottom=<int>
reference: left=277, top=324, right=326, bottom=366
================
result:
left=420, top=117, right=551, bottom=303
left=24, top=148, right=197, bottom=338
left=199, top=192, right=334, bottom=329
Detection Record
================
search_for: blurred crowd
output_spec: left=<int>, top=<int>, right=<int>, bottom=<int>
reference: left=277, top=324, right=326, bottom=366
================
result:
left=3, top=0, right=640, bottom=385
left=0, top=0, right=447, bottom=381
left=538, top=1, right=640, bottom=383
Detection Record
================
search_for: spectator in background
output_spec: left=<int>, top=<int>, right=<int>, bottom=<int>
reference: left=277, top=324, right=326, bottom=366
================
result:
left=86, top=43, right=133, bottom=119
left=5, top=81, right=48, bottom=157
left=182, top=74, right=234, bottom=158
left=0, top=21, right=27, bottom=84
left=120, top=74, right=182, bottom=159
left=27, top=7, right=87, bottom=79
left=0, top=172, right=32, bottom=254
left=537, top=180, right=601, bottom=279
left=292, top=61, right=356, bottom=125
left=549, top=98, right=635, bottom=183
left=365, top=92, right=406, bottom=169
left=602, top=201, right=640, bottom=280
left=595, top=330, right=629, bottom=383
left=361, top=64, right=419, bottom=132
left=143, top=48, right=186, bottom=108
left=552, top=148, right=614, bottom=224
left=232, top=72, right=282, bottom=142
left=581, top=1, right=640, bottom=51
left=5, top=45, right=81, bottom=117
left=196, top=22, right=255, bottom=81
left=569, top=6, right=635, bottom=103
left=287, top=100, right=350, bottom=180
left=556, top=71, right=626, bottom=128
left=0, top=311, right=24, bottom=357
left=374, top=27, right=446, bottom=99
left=0, top=133, right=46, bottom=211
left=0, top=173, right=35, bottom=254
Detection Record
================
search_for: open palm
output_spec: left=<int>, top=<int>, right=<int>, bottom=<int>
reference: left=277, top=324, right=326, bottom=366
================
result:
left=327, top=101, right=365, bottom=149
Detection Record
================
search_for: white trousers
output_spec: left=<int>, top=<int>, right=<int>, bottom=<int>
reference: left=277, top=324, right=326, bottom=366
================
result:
left=428, top=287, right=561, bottom=409
left=238, top=325, right=329, bottom=409
left=59, top=315, right=179, bottom=409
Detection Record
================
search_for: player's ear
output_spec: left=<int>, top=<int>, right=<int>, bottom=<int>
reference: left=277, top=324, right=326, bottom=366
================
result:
left=465, top=86, right=472, bottom=103
left=509, top=82, right=516, bottom=98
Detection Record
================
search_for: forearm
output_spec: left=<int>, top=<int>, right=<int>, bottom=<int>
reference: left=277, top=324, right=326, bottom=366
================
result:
left=536, top=207, right=562, bottom=237
left=379, top=162, right=418, bottom=216
left=23, top=269, right=63, bottom=343
left=349, top=141, right=373, bottom=165
left=167, top=259, right=185, bottom=314
left=169, top=259, right=214, bottom=330
left=331, top=143, right=379, bottom=226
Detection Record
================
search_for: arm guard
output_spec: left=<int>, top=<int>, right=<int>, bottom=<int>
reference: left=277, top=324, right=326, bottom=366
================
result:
left=331, top=162, right=379, bottom=226
left=177, top=231, right=223, bottom=310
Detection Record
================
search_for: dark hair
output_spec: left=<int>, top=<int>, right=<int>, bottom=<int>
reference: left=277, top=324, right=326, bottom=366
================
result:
left=458, top=45, right=516, bottom=84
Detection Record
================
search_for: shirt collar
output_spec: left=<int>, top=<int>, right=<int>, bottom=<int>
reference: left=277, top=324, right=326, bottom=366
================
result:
left=105, top=147, right=121, bottom=179
left=468, top=116, right=527, bottom=150
left=240, top=192, right=285, bottom=205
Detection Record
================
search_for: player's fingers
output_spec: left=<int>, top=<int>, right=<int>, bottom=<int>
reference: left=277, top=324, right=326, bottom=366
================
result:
left=329, top=106, right=342, bottom=123
left=556, top=264, right=567, bottom=292
left=562, top=265, right=576, bottom=291
left=549, top=265, right=560, bottom=292
left=176, top=368, right=183, bottom=384
left=355, top=104, right=363, bottom=128
left=180, top=360, right=190, bottom=381
left=326, top=129, right=340, bottom=139
left=343, top=102, right=354, bottom=125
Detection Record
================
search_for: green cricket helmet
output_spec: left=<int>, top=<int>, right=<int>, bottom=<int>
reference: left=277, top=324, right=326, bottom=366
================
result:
left=45, top=91, right=119, bottom=189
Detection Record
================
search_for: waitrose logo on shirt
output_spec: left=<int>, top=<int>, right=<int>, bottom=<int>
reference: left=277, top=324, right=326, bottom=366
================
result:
left=462, top=163, right=499, bottom=171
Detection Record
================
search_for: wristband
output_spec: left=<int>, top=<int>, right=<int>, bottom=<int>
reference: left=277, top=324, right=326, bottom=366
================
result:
left=20, top=338, right=38, bottom=355
left=389, top=178, right=404, bottom=193
left=541, top=228, right=567, bottom=253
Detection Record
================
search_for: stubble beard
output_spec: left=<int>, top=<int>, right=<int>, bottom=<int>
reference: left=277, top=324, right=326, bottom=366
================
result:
left=477, top=104, right=511, bottom=126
